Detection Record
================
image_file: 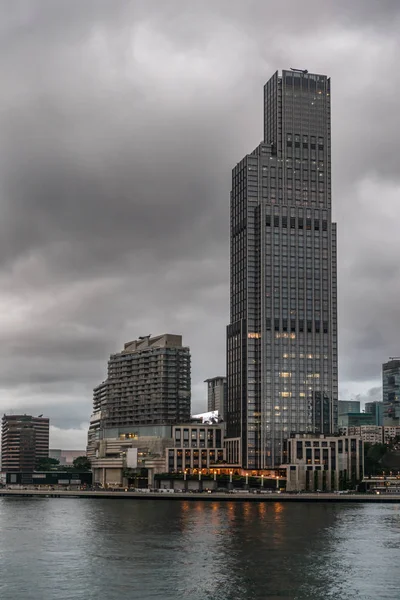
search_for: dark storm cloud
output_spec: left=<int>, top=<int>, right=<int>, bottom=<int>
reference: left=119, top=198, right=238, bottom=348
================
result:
left=0, top=0, right=398, bottom=446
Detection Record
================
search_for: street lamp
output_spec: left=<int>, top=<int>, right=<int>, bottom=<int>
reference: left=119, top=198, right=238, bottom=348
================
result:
left=213, top=469, right=217, bottom=482
left=261, top=474, right=264, bottom=488
left=184, top=470, right=187, bottom=482
left=245, top=472, right=249, bottom=487
left=230, top=470, right=233, bottom=484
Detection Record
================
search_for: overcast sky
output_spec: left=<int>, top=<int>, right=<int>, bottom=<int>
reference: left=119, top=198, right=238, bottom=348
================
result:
left=0, top=0, right=399, bottom=449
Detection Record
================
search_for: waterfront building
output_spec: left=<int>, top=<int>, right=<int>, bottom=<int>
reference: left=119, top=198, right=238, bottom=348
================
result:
left=226, top=68, right=338, bottom=469
left=338, top=400, right=361, bottom=415
left=90, top=431, right=172, bottom=488
left=1, top=415, right=49, bottom=474
left=87, top=334, right=191, bottom=488
left=383, top=358, right=400, bottom=425
left=364, top=401, right=384, bottom=426
left=166, top=423, right=225, bottom=473
left=87, top=334, right=191, bottom=454
left=204, top=377, right=227, bottom=418
left=285, top=433, right=363, bottom=492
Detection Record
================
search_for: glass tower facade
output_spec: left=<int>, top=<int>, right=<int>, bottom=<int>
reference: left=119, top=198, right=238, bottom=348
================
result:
left=227, top=69, right=338, bottom=469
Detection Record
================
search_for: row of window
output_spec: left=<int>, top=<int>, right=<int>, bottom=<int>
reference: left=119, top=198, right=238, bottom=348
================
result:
left=266, top=215, right=328, bottom=230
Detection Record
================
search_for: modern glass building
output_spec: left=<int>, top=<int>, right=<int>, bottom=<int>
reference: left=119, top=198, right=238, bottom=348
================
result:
left=382, top=359, right=400, bottom=425
left=226, top=69, right=338, bottom=469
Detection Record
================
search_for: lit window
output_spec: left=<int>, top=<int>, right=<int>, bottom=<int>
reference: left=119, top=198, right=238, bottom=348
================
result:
left=280, top=372, right=292, bottom=378
left=248, top=333, right=261, bottom=339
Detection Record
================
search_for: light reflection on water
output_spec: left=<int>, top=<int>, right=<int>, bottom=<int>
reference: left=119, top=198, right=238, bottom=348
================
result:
left=0, top=498, right=399, bottom=599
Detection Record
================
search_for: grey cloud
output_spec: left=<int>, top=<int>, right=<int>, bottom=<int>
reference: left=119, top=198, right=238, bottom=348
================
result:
left=0, top=1, right=398, bottom=445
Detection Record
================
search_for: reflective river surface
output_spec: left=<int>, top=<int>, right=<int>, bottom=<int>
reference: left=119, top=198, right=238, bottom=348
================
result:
left=0, top=498, right=399, bottom=599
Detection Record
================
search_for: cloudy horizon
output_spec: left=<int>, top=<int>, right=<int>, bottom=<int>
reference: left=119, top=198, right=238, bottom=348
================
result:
left=0, top=1, right=399, bottom=448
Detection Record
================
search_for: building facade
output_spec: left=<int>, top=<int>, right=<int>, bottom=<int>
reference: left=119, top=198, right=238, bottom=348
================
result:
left=342, top=426, right=383, bottom=445
left=338, top=400, right=361, bottom=415
left=285, top=434, right=363, bottom=492
left=204, top=377, right=227, bottom=417
left=338, top=412, right=375, bottom=429
left=227, top=69, right=338, bottom=469
left=1, top=415, right=49, bottom=473
left=383, top=359, right=400, bottom=425
left=87, top=334, right=191, bottom=455
left=166, top=423, right=225, bottom=472
left=90, top=431, right=173, bottom=488
left=365, top=401, right=384, bottom=426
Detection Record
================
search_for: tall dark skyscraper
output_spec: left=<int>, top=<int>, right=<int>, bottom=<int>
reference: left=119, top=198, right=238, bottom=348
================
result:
left=226, top=69, right=338, bottom=469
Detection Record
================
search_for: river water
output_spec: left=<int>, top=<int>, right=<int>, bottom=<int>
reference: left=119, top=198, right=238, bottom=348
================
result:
left=0, top=498, right=399, bottom=599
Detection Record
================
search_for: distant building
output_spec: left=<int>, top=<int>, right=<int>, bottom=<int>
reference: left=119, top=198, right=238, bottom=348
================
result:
left=338, top=400, right=361, bottom=415
left=1, top=415, right=49, bottom=474
left=365, top=401, right=384, bottom=426
left=285, top=433, right=364, bottom=492
left=342, top=425, right=400, bottom=446
left=383, top=359, right=400, bottom=425
left=49, top=449, right=86, bottom=466
left=204, top=377, right=227, bottom=418
left=343, top=426, right=383, bottom=445
left=383, top=426, right=400, bottom=445
left=338, top=412, right=375, bottom=429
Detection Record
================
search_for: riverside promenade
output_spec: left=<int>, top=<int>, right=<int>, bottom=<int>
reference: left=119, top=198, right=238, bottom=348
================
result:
left=0, top=489, right=399, bottom=502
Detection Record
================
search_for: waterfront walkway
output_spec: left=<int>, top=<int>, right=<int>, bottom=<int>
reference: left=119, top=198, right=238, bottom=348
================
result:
left=0, top=489, right=400, bottom=502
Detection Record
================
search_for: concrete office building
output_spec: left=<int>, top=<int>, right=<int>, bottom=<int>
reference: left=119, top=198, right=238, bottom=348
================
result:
left=87, top=334, right=191, bottom=487
left=383, top=359, right=400, bottom=425
left=87, top=334, right=191, bottom=453
left=285, top=433, right=363, bottom=492
left=226, top=68, right=338, bottom=469
left=338, top=400, right=361, bottom=415
left=91, top=433, right=173, bottom=488
left=365, top=401, right=384, bottom=426
left=1, top=415, right=49, bottom=473
left=204, top=377, right=227, bottom=418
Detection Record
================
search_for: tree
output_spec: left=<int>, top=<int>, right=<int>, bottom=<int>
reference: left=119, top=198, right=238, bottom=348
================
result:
left=36, top=457, right=60, bottom=471
left=72, top=456, right=91, bottom=471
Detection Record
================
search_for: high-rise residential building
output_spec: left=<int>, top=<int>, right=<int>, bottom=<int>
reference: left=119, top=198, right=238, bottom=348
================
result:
left=382, top=358, right=400, bottom=425
left=226, top=69, right=338, bottom=469
left=204, top=377, right=227, bottom=417
left=87, top=334, right=191, bottom=457
left=365, top=401, right=384, bottom=426
left=1, top=415, right=49, bottom=473
left=338, top=400, right=361, bottom=415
